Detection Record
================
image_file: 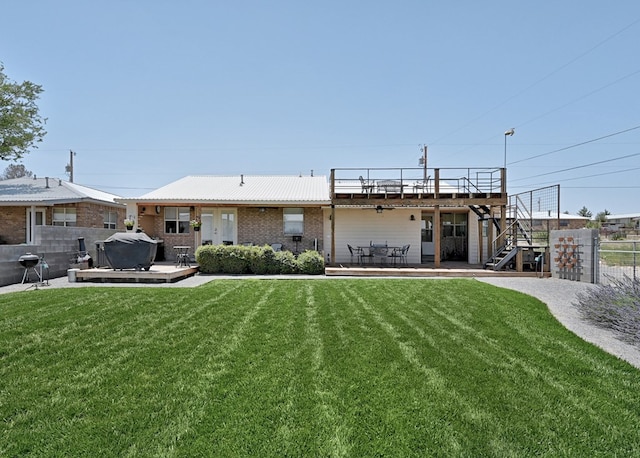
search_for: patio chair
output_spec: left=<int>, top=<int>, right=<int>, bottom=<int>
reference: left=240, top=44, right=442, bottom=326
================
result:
left=271, top=243, right=282, bottom=252
left=359, top=176, right=374, bottom=194
left=389, top=244, right=410, bottom=266
left=347, top=244, right=364, bottom=265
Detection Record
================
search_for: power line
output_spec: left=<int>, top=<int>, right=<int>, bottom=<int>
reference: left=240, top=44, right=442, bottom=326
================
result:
left=512, top=165, right=640, bottom=188
left=428, top=17, right=640, bottom=149
left=510, top=151, right=640, bottom=182
left=509, top=124, right=640, bottom=165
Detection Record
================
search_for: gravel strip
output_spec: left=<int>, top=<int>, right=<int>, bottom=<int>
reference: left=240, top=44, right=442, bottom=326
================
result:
left=477, top=277, right=640, bottom=369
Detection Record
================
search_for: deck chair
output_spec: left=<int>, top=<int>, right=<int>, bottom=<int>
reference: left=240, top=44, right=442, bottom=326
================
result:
left=347, top=244, right=364, bottom=265
left=359, top=176, right=373, bottom=194
left=389, top=244, right=410, bottom=266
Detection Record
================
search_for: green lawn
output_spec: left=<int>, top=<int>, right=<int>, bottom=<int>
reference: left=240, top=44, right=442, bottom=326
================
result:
left=600, top=241, right=640, bottom=266
left=2, top=279, right=640, bottom=457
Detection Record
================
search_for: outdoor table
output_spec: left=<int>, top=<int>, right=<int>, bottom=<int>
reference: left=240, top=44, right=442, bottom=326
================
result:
left=358, top=245, right=401, bottom=265
left=376, top=180, right=406, bottom=193
left=174, top=246, right=191, bottom=267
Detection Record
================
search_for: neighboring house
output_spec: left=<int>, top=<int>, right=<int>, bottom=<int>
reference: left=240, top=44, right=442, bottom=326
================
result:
left=604, top=213, right=640, bottom=231
left=531, top=212, right=590, bottom=230
left=0, top=176, right=126, bottom=245
left=117, top=175, right=331, bottom=261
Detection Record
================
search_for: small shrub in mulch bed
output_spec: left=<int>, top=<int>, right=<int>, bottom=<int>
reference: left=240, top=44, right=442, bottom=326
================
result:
left=574, top=275, right=640, bottom=345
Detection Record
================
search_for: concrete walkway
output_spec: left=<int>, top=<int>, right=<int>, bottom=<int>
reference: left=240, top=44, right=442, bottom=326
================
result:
left=2, top=273, right=639, bottom=369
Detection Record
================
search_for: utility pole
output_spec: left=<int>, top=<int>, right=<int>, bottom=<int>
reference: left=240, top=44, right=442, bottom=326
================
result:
left=418, top=145, right=428, bottom=182
left=66, top=150, right=76, bottom=182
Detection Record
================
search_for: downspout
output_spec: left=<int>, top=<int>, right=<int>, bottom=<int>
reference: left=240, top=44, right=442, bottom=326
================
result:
left=28, top=205, right=37, bottom=245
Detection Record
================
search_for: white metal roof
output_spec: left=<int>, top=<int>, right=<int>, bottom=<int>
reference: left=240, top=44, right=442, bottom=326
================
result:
left=0, top=176, right=123, bottom=206
left=120, top=175, right=331, bottom=205
left=606, top=213, right=640, bottom=220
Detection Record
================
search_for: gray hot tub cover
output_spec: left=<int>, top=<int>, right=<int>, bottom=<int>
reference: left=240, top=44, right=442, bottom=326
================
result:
left=103, top=232, right=158, bottom=270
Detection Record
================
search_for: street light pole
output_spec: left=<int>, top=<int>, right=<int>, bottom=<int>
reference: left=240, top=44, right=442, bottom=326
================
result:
left=504, top=128, right=514, bottom=170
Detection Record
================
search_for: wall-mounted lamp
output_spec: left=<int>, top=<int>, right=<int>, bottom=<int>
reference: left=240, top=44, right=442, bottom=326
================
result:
left=259, top=207, right=266, bottom=213
left=410, top=214, right=415, bottom=221
left=376, top=205, right=383, bottom=214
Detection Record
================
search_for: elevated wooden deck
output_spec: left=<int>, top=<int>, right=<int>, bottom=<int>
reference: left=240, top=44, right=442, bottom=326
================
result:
left=331, top=167, right=507, bottom=208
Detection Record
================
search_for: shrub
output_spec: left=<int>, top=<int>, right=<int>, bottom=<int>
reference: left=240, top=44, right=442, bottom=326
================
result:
left=220, top=245, right=251, bottom=274
left=195, top=244, right=226, bottom=273
left=275, top=250, right=298, bottom=274
left=574, top=275, right=640, bottom=345
left=247, top=245, right=281, bottom=275
left=247, top=245, right=269, bottom=274
left=296, top=250, right=325, bottom=275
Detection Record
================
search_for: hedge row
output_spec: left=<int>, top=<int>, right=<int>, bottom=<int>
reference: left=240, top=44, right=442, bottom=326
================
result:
left=194, top=244, right=325, bottom=275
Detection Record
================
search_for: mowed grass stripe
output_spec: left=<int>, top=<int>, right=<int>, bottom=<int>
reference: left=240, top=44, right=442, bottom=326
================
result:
left=183, top=281, right=332, bottom=456
left=2, top=279, right=640, bottom=456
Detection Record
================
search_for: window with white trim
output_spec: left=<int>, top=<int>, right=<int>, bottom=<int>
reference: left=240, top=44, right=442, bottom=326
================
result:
left=52, top=207, right=77, bottom=227
left=104, top=211, right=118, bottom=229
left=165, top=207, right=190, bottom=234
left=283, top=208, right=304, bottom=235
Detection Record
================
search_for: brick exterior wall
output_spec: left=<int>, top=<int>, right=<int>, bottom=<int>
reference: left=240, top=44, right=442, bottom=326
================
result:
left=134, top=205, right=325, bottom=260
left=0, top=207, right=26, bottom=245
left=237, top=207, right=324, bottom=253
left=533, top=218, right=589, bottom=231
left=0, top=204, right=126, bottom=245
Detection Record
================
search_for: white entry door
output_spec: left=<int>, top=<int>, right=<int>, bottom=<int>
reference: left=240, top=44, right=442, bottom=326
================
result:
left=26, top=208, right=46, bottom=244
left=421, top=213, right=434, bottom=262
left=200, top=208, right=237, bottom=245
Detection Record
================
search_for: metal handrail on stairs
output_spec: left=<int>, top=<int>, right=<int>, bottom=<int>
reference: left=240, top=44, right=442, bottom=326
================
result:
left=485, top=200, right=534, bottom=270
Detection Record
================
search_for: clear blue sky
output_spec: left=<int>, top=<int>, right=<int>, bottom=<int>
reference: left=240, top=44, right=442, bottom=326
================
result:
left=3, top=1, right=639, bottom=215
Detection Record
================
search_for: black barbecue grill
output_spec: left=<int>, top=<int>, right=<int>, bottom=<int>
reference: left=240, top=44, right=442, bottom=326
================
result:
left=18, top=253, right=41, bottom=283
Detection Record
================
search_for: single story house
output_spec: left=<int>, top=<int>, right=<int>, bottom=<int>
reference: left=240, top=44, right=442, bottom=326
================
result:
left=604, top=213, right=640, bottom=231
left=117, top=175, right=331, bottom=261
left=0, top=176, right=126, bottom=245
left=117, top=168, right=561, bottom=271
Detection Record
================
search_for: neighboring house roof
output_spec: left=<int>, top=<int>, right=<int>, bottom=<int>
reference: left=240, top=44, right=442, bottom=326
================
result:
left=535, top=212, right=590, bottom=221
left=507, top=210, right=589, bottom=221
left=0, top=176, right=124, bottom=207
left=606, top=213, right=640, bottom=221
left=119, top=175, right=331, bottom=205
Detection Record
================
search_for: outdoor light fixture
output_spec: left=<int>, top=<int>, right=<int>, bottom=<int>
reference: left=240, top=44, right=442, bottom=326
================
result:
left=504, top=128, right=515, bottom=170
left=376, top=205, right=383, bottom=214
left=410, top=214, right=415, bottom=221
left=259, top=207, right=266, bottom=213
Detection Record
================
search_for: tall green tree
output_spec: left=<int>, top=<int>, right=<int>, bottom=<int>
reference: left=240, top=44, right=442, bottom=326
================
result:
left=595, top=209, right=611, bottom=223
left=577, top=206, right=592, bottom=218
left=0, top=64, right=47, bottom=161
left=1, top=163, right=33, bottom=179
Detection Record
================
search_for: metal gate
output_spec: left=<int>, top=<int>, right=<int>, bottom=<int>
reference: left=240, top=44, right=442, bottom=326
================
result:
left=597, top=239, right=639, bottom=284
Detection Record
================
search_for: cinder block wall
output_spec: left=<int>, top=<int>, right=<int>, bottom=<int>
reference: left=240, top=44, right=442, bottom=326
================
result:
left=550, top=228, right=599, bottom=283
left=0, top=226, right=119, bottom=286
